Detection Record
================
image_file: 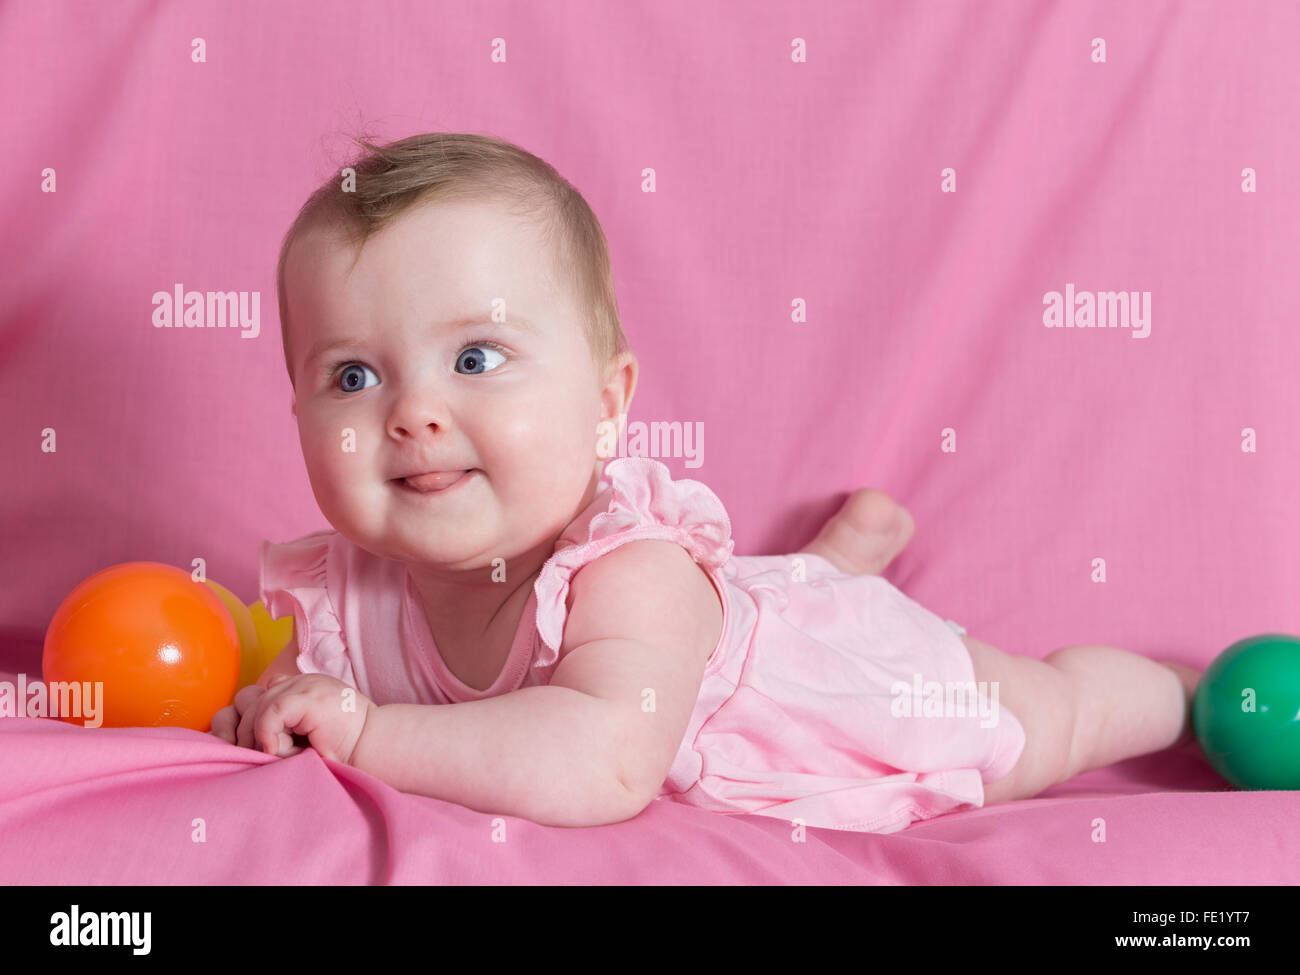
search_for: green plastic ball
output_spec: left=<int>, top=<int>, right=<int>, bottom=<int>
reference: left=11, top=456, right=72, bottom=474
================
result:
left=1193, top=633, right=1300, bottom=790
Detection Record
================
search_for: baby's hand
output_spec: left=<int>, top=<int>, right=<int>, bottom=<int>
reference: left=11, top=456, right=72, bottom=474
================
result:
left=210, top=685, right=264, bottom=748
left=210, top=675, right=374, bottom=765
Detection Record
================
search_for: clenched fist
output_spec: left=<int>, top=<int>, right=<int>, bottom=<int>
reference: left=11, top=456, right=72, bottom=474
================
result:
left=210, top=674, right=375, bottom=765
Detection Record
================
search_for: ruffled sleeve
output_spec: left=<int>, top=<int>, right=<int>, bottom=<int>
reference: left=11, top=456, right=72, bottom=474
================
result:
left=258, top=530, right=356, bottom=687
left=533, top=457, right=735, bottom=667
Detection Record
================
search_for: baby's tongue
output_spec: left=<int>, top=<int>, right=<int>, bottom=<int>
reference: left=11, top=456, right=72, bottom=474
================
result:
left=406, top=470, right=467, bottom=491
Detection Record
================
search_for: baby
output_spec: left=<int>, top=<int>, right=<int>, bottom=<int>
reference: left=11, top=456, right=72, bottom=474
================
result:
left=211, top=132, right=1204, bottom=833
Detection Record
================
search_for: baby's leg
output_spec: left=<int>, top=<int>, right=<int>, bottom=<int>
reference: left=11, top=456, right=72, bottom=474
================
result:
left=961, top=635, right=1199, bottom=803
left=801, top=489, right=914, bottom=575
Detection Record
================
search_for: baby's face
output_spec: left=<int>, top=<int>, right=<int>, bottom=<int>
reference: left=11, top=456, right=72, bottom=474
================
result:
left=282, top=197, right=610, bottom=570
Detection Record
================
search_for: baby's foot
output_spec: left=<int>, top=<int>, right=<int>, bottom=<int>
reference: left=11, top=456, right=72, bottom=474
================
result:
left=803, top=488, right=915, bottom=575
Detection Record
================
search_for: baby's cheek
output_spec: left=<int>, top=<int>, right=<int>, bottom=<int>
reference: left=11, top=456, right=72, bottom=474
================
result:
left=481, top=406, right=540, bottom=457
left=303, top=427, right=358, bottom=486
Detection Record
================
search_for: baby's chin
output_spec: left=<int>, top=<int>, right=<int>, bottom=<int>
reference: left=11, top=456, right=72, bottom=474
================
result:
left=343, top=532, right=486, bottom=571
left=339, top=511, right=499, bottom=567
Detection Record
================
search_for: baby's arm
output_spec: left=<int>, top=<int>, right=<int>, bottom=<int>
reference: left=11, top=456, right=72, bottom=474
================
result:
left=349, top=539, right=723, bottom=827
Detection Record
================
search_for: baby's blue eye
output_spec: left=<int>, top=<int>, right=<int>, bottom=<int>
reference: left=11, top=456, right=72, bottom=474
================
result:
left=456, top=345, right=506, bottom=375
left=337, top=363, right=379, bottom=393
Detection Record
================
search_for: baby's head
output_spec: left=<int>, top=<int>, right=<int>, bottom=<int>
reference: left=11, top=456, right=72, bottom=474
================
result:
left=275, top=132, right=637, bottom=570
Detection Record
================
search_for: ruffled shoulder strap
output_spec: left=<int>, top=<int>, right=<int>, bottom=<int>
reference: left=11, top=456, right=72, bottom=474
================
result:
left=533, top=457, right=734, bottom=667
left=259, top=530, right=355, bottom=687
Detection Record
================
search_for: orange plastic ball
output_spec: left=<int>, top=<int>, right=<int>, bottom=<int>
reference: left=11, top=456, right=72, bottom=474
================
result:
left=42, top=562, right=241, bottom=731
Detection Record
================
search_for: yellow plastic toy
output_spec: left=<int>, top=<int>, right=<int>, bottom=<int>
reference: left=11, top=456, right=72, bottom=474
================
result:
left=204, top=579, right=294, bottom=700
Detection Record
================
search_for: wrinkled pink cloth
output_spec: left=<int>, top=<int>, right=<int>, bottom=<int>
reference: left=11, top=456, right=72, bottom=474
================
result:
left=262, top=457, right=1025, bottom=834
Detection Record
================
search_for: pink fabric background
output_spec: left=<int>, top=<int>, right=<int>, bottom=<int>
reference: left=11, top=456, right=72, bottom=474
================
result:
left=1, top=0, right=1296, bottom=883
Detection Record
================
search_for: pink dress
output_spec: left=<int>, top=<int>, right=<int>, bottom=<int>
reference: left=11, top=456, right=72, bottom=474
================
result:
left=260, top=456, right=1026, bottom=834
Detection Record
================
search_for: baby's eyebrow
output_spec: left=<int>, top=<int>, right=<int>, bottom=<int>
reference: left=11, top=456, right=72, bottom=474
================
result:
left=304, top=314, right=540, bottom=366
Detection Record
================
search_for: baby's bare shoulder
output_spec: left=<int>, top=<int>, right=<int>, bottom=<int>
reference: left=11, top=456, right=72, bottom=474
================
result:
left=560, top=539, right=722, bottom=657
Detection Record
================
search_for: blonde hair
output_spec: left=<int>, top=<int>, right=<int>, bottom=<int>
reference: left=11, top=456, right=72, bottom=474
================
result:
left=275, top=131, right=629, bottom=386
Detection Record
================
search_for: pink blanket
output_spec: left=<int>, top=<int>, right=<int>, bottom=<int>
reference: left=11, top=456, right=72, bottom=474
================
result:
left=0, top=693, right=1288, bottom=884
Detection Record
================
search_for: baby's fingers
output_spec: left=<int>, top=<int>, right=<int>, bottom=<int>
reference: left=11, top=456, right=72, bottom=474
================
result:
left=210, top=704, right=239, bottom=744
left=234, top=685, right=269, bottom=750
left=254, top=692, right=312, bottom=758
